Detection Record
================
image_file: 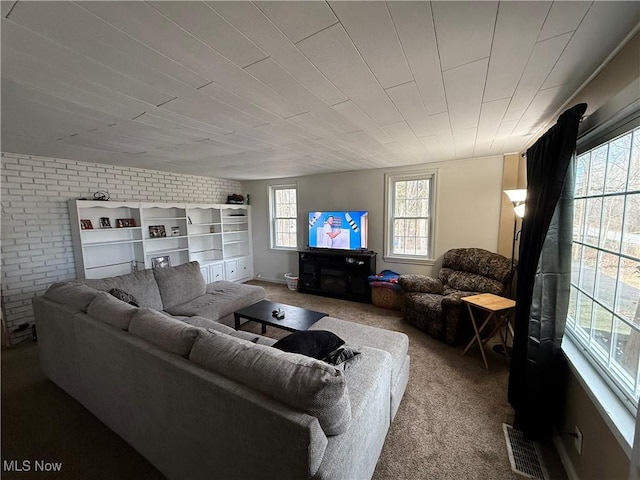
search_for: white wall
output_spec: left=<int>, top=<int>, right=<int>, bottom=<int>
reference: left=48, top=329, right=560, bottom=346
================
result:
left=0, top=152, right=241, bottom=344
left=243, top=155, right=504, bottom=283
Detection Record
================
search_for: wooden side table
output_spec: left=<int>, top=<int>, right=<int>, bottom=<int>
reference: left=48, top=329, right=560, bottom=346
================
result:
left=461, top=293, right=516, bottom=370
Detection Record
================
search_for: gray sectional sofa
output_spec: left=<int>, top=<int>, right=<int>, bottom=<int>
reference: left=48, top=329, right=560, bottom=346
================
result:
left=32, top=261, right=410, bottom=480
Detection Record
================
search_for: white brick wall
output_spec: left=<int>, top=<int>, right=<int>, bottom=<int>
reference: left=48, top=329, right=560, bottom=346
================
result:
left=1, top=152, right=242, bottom=345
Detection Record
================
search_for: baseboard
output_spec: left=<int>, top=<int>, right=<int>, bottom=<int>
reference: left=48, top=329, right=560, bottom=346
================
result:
left=252, top=275, right=287, bottom=285
left=553, top=435, right=579, bottom=480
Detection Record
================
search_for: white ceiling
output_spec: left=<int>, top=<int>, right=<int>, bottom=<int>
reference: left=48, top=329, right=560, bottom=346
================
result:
left=1, top=1, right=639, bottom=180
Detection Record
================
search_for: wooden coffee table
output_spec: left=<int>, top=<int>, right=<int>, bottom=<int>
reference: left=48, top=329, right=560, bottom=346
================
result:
left=234, top=300, right=327, bottom=334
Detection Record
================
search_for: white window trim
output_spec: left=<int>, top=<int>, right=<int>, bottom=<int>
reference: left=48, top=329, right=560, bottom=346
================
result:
left=268, top=183, right=298, bottom=252
left=383, top=169, right=438, bottom=265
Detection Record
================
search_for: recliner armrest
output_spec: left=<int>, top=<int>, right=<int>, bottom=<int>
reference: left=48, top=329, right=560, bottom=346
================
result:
left=398, top=275, right=444, bottom=294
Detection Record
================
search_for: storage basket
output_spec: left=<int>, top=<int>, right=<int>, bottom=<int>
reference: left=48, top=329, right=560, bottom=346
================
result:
left=371, top=286, right=401, bottom=310
left=284, top=273, right=298, bottom=291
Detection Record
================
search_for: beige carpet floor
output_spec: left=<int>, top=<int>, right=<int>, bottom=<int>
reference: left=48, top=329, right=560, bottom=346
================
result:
left=2, top=281, right=567, bottom=479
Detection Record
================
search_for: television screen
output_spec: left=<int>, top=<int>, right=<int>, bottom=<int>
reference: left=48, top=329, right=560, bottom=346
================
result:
left=308, top=211, right=368, bottom=250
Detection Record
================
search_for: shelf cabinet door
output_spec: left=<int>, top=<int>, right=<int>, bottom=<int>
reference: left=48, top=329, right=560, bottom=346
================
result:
left=237, top=257, right=251, bottom=280
left=210, top=263, right=224, bottom=282
left=225, top=259, right=238, bottom=281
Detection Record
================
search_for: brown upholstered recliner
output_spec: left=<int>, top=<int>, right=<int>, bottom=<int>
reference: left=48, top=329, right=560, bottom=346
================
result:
left=398, top=248, right=514, bottom=345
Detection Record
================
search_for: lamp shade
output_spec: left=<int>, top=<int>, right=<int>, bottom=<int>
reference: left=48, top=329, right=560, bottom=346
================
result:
left=504, top=189, right=527, bottom=204
left=514, top=203, right=525, bottom=218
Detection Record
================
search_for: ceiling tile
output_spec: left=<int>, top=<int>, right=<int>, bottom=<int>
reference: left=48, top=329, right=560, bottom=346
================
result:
left=329, top=1, right=413, bottom=88
left=1, top=21, right=174, bottom=108
left=244, top=57, right=357, bottom=133
left=149, top=1, right=268, bottom=68
left=542, top=1, right=640, bottom=90
left=443, top=58, right=489, bottom=131
left=484, top=1, right=551, bottom=102
left=504, top=32, right=572, bottom=122
left=385, top=82, right=435, bottom=138
left=2, top=47, right=146, bottom=119
left=477, top=98, right=510, bottom=140
left=209, top=1, right=347, bottom=106
left=432, top=1, right=498, bottom=71
left=331, top=100, right=393, bottom=144
left=1, top=1, right=16, bottom=18
left=256, top=1, right=338, bottom=44
left=537, top=1, right=591, bottom=42
left=9, top=2, right=209, bottom=89
left=297, top=24, right=403, bottom=126
left=388, top=1, right=447, bottom=115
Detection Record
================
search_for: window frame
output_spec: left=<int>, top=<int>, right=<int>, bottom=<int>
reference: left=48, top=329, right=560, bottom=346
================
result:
left=268, top=183, right=298, bottom=252
left=565, top=119, right=640, bottom=418
left=384, top=169, right=438, bottom=264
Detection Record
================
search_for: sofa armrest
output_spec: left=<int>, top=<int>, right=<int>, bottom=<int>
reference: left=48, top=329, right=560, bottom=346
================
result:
left=398, top=274, right=444, bottom=294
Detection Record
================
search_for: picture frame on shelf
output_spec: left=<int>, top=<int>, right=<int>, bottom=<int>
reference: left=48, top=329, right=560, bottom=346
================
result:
left=99, top=217, right=111, bottom=228
left=151, top=255, right=170, bottom=269
left=80, top=219, right=93, bottom=230
left=148, top=225, right=166, bottom=238
left=171, top=226, right=180, bottom=236
left=116, top=218, right=136, bottom=228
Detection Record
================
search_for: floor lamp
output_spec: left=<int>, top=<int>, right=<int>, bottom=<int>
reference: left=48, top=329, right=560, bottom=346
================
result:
left=495, top=189, right=527, bottom=357
left=504, top=189, right=527, bottom=274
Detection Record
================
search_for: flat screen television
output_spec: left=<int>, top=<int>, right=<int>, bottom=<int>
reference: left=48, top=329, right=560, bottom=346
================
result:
left=308, top=211, right=368, bottom=251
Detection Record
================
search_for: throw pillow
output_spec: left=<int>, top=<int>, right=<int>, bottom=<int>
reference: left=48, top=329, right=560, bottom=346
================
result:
left=109, top=288, right=140, bottom=307
left=323, top=346, right=361, bottom=371
left=272, top=330, right=345, bottom=360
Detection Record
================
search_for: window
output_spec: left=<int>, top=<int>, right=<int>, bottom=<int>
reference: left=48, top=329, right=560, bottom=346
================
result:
left=566, top=124, right=640, bottom=411
left=269, top=184, right=297, bottom=250
left=385, top=171, right=436, bottom=262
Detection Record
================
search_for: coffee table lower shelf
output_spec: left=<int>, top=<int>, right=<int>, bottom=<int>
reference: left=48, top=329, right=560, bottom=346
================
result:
left=234, top=300, right=327, bottom=334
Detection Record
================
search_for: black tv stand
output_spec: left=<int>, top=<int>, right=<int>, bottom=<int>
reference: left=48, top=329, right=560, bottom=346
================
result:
left=298, top=249, right=376, bottom=303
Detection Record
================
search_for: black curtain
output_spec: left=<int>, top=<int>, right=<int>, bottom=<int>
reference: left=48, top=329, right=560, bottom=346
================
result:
left=508, top=103, right=587, bottom=440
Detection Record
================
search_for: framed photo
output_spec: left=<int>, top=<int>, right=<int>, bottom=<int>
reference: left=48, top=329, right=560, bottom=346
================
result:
left=116, top=218, right=136, bottom=228
left=148, top=225, right=166, bottom=238
left=80, top=219, right=93, bottom=230
left=171, top=226, right=180, bottom=236
left=151, top=255, right=170, bottom=269
left=99, top=217, right=111, bottom=228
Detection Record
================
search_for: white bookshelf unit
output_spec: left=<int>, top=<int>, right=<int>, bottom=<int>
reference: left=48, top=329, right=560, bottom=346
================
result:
left=69, top=200, right=252, bottom=282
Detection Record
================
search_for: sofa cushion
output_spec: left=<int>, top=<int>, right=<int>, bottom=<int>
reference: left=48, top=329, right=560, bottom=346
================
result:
left=129, top=308, right=200, bottom=357
left=87, top=291, right=138, bottom=330
left=446, top=271, right=504, bottom=295
left=180, top=315, right=235, bottom=334
left=44, top=282, right=98, bottom=312
left=190, top=330, right=351, bottom=435
left=81, top=270, right=164, bottom=311
left=272, top=330, right=345, bottom=359
left=398, top=274, right=444, bottom=294
left=230, top=330, right=277, bottom=346
left=442, top=247, right=513, bottom=282
left=165, top=281, right=265, bottom=320
left=109, top=288, right=139, bottom=307
left=309, top=316, right=409, bottom=395
left=152, top=261, right=206, bottom=310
